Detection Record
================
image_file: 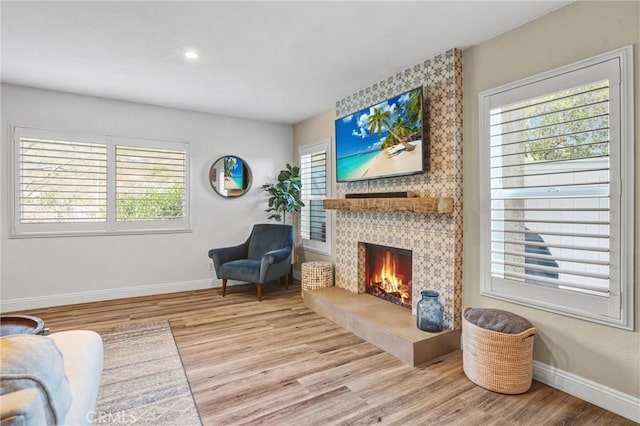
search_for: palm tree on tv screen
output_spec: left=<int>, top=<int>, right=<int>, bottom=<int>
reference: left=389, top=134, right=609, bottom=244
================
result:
left=223, top=156, right=237, bottom=177
left=367, top=108, right=416, bottom=152
left=366, top=92, right=421, bottom=152
left=406, top=89, right=422, bottom=123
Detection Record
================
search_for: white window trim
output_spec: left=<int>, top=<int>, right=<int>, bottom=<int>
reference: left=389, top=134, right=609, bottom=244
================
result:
left=478, top=46, right=634, bottom=330
left=299, top=138, right=332, bottom=256
left=9, top=124, right=191, bottom=238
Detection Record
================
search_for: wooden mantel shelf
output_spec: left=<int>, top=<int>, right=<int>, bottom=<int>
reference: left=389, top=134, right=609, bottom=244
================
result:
left=323, top=196, right=453, bottom=214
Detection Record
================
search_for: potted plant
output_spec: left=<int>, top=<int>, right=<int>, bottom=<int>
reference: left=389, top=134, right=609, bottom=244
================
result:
left=262, top=163, right=304, bottom=225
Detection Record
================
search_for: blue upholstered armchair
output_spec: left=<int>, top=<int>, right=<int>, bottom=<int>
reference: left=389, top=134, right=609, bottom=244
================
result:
left=208, top=224, right=294, bottom=301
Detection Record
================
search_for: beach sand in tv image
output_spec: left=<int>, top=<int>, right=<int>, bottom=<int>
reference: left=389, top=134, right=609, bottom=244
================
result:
left=224, top=176, right=243, bottom=190
left=336, top=87, right=424, bottom=182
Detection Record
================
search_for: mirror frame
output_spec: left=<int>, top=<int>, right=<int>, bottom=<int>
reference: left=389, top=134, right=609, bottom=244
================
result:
left=209, top=155, right=253, bottom=198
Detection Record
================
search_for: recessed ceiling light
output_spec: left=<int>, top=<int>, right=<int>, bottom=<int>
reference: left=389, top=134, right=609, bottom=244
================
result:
left=184, top=50, right=199, bottom=60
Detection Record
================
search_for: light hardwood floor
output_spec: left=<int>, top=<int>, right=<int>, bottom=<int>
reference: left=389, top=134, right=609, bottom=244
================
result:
left=16, top=282, right=635, bottom=425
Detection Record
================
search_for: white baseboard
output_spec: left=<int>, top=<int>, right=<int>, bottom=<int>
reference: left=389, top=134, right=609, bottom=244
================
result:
left=533, top=361, right=640, bottom=422
left=1, top=279, right=218, bottom=313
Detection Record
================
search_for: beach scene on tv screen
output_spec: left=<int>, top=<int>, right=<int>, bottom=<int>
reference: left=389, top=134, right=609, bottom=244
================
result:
left=336, top=87, right=423, bottom=182
left=223, top=156, right=243, bottom=190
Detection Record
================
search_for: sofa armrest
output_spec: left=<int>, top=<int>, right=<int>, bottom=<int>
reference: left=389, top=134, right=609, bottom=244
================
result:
left=259, top=247, right=292, bottom=283
left=49, top=331, right=103, bottom=426
left=261, top=247, right=292, bottom=266
left=0, top=388, right=47, bottom=426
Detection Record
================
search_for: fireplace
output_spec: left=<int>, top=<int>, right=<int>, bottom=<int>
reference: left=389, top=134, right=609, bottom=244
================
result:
left=364, top=243, right=412, bottom=309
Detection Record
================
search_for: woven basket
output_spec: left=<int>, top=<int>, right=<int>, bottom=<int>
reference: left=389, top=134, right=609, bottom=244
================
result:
left=462, top=307, right=537, bottom=394
left=301, top=261, right=333, bottom=298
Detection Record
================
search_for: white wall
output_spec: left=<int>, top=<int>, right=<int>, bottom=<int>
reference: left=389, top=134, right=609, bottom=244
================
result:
left=292, top=109, right=336, bottom=267
left=1, top=84, right=293, bottom=310
left=463, top=0, right=639, bottom=410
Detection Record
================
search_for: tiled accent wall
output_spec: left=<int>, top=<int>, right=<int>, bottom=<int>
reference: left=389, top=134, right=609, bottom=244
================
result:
left=334, top=49, right=463, bottom=329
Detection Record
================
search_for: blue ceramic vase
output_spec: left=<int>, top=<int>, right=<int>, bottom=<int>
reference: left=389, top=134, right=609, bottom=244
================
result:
left=416, top=290, right=443, bottom=332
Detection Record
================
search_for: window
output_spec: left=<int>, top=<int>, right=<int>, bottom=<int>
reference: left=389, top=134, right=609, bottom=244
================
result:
left=299, top=139, right=331, bottom=255
left=115, top=144, right=186, bottom=223
left=11, top=126, right=190, bottom=237
left=479, top=46, right=634, bottom=329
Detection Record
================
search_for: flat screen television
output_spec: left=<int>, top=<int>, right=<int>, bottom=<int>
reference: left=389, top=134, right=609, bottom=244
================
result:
left=335, top=86, right=424, bottom=182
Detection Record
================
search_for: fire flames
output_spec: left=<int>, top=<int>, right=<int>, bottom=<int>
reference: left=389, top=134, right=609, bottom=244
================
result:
left=368, top=251, right=411, bottom=304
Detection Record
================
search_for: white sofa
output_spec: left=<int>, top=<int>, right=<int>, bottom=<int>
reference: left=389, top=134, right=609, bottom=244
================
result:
left=0, top=330, right=103, bottom=425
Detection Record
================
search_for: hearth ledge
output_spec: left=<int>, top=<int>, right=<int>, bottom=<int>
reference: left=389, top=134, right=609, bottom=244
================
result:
left=303, top=286, right=461, bottom=366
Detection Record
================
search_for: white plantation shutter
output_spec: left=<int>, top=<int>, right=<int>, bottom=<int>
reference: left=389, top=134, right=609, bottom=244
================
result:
left=19, top=137, right=107, bottom=224
left=299, top=139, right=331, bottom=254
left=116, top=145, right=187, bottom=221
left=11, top=126, right=190, bottom=237
left=301, top=151, right=326, bottom=241
left=490, top=80, right=611, bottom=295
left=479, top=47, right=634, bottom=329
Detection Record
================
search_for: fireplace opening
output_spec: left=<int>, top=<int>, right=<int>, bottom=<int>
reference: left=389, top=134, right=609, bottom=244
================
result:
left=364, top=243, right=412, bottom=309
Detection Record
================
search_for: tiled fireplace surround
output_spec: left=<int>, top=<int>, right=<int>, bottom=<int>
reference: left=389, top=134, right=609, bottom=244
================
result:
left=333, top=48, right=463, bottom=329
left=304, top=49, right=463, bottom=365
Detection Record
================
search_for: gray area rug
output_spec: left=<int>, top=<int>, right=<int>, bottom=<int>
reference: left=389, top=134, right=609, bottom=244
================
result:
left=93, top=321, right=202, bottom=425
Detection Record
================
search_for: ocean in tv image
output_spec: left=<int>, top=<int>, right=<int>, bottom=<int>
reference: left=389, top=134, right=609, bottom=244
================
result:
left=227, top=175, right=243, bottom=189
left=223, top=157, right=244, bottom=190
left=335, top=87, right=424, bottom=182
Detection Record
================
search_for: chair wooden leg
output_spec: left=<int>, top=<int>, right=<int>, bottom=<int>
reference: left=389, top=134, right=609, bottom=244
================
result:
left=257, top=284, right=263, bottom=302
left=277, top=276, right=289, bottom=289
left=221, top=279, right=227, bottom=297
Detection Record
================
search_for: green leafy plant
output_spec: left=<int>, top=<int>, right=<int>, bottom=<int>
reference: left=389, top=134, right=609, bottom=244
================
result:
left=262, top=163, right=304, bottom=225
left=524, top=81, right=609, bottom=162
left=116, top=183, right=185, bottom=220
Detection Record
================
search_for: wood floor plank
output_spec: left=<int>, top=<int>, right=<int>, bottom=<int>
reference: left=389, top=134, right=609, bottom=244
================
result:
left=11, top=282, right=635, bottom=425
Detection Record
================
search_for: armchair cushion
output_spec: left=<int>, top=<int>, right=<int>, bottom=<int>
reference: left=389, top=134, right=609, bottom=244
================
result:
left=220, top=259, right=262, bottom=283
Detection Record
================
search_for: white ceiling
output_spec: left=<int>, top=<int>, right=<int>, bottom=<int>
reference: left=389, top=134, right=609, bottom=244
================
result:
left=1, top=1, right=571, bottom=124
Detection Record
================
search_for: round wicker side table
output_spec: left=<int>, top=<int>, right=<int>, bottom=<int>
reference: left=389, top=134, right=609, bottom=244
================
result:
left=301, top=261, right=334, bottom=298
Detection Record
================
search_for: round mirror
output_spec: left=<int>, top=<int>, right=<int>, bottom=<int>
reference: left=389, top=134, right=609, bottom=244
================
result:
left=209, top=155, right=252, bottom=198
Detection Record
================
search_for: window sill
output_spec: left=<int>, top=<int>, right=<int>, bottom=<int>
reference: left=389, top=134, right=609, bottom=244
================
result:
left=9, top=228, right=193, bottom=239
left=300, top=245, right=331, bottom=257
